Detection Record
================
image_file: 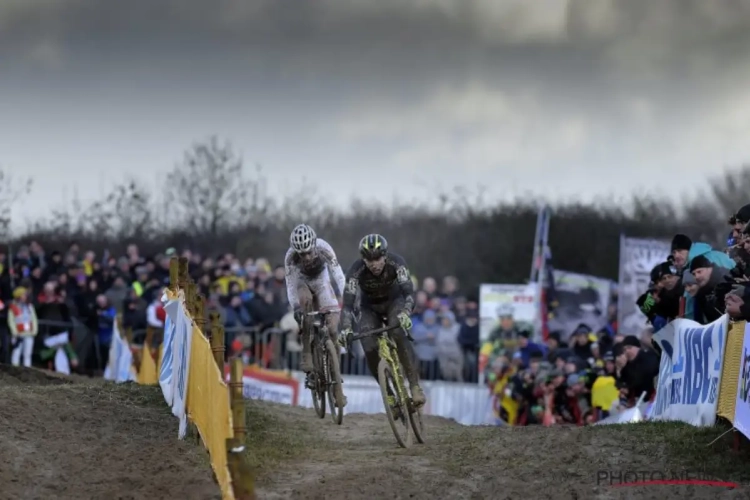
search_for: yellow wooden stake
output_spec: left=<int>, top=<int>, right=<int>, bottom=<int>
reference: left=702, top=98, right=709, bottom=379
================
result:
left=210, top=312, right=225, bottom=373
left=226, top=438, right=256, bottom=500
left=169, top=257, right=179, bottom=292
left=194, top=294, right=206, bottom=334
left=230, top=358, right=246, bottom=442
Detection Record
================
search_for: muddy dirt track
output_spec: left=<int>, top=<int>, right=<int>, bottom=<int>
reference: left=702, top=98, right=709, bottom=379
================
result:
left=0, top=365, right=219, bottom=500
left=1, top=364, right=748, bottom=500
left=253, top=402, right=749, bottom=500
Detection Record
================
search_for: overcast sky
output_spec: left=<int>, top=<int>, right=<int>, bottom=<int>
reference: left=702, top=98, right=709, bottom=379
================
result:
left=2, top=0, right=750, bottom=231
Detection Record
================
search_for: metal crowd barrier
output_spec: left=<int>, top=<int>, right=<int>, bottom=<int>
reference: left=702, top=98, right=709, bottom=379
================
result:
left=0, top=318, right=104, bottom=372
left=233, top=327, right=477, bottom=382
left=0, top=315, right=480, bottom=383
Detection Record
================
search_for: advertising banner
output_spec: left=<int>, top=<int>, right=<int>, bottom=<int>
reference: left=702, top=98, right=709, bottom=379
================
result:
left=548, top=270, right=613, bottom=342
left=734, top=322, right=750, bottom=438
left=651, top=315, right=728, bottom=426
left=617, top=236, right=671, bottom=335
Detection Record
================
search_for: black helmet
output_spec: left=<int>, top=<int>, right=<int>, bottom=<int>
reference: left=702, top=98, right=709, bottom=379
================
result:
left=359, top=234, right=388, bottom=260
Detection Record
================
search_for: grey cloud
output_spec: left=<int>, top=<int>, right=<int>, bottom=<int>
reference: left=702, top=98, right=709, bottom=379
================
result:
left=2, top=0, right=750, bottom=53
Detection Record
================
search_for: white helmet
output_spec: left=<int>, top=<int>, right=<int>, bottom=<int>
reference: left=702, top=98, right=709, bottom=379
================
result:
left=290, top=224, right=317, bottom=253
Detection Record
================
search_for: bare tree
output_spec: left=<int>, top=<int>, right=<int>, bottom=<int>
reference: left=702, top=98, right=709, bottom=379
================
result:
left=165, top=136, right=250, bottom=236
left=0, top=167, right=33, bottom=240
left=84, top=180, right=155, bottom=241
left=707, top=166, right=750, bottom=217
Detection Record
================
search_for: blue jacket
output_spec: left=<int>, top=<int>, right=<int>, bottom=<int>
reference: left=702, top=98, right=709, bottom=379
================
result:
left=684, top=242, right=735, bottom=320
left=517, top=341, right=547, bottom=369
left=97, top=306, right=117, bottom=345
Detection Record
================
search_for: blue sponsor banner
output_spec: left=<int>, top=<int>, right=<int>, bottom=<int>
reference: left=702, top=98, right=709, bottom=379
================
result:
left=652, top=315, right=728, bottom=426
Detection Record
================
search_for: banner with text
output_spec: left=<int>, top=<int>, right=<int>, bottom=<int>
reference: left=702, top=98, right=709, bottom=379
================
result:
left=617, top=236, right=671, bottom=335
left=479, top=283, right=538, bottom=382
left=224, top=366, right=300, bottom=406
left=651, top=315, right=728, bottom=426
left=549, top=270, right=613, bottom=343
left=479, top=283, right=538, bottom=343
left=734, top=322, right=750, bottom=438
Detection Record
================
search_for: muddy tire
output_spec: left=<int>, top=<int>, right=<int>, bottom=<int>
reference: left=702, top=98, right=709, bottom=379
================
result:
left=409, top=404, right=426, bottom=444
left=377, top=360, right=412, bottom=448
left=311, top=344, right=326, bottom=419
left=325, top=339, right=345, bottom=425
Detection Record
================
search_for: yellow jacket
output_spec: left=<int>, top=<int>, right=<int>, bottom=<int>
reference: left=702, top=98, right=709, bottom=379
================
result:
left=492, top=369, right=519, bottom=425
left=214, top=276, right=247, bottom=295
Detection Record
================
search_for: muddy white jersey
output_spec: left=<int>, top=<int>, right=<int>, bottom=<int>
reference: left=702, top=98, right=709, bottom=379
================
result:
left=284, top=238, right=346, bottom=311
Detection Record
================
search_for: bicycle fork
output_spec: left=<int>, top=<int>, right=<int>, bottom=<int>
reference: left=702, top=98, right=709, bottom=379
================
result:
left=379, top=338, right=408, bottom=409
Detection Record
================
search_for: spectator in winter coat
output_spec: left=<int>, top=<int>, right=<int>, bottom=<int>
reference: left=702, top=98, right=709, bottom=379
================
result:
left=516, top=330, right=547, bottom=370
left=8, top=287, right=38, bottom=367
left=671, top=234, right=735, bottom=321
left=691, top=255, right=732, bottom=323
left=96, top=294, right=117, bottom=368
left=436, top=311, right=463, bottom=381
left=146, top=295, right=166, bottom=329
left=224, top=295, right=253, bottom=328
left=412, top=309, right=440, bottom=379
left=458, top=309, right=480, bottom=380
left=104, top=275, right=130, bottom=314
left=671, top=234, right=735, bottom=272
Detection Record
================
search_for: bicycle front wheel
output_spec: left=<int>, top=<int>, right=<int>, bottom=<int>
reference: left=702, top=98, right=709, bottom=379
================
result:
left=325, top=339, right=345, bottom=425
left=377, top=360, right=412, bottom=448
left=409, top=404, right=426, bottom=444
left=311, top=344, right=326, bottom=419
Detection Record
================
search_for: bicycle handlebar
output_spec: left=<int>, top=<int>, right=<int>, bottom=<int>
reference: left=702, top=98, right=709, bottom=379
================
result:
left=307, top=309, right=341, bottom=317
left=350, top=323, right=403, bottom=341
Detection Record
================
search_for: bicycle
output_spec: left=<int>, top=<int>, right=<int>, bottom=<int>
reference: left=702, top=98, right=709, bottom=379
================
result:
left=305, top=310, right=345, bottom=425
left=349, top=323, right=425, bottom=448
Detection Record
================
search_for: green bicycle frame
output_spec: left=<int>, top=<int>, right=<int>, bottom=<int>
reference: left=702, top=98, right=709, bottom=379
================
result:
left=378, top=334, right=408, bottom=405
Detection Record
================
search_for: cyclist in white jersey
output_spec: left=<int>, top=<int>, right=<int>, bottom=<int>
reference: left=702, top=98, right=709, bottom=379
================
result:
left=285, top=224, right=346, bottom=386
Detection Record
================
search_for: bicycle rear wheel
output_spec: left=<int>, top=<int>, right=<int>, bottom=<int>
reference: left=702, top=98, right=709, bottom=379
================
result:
left=377, top=360, right=412, bottom=448
left=325, top=339, right=345, bottom=425
left=310, top=341, right=326, bottom=419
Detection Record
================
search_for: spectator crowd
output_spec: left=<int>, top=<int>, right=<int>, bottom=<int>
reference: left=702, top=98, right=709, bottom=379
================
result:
left=0, top=241, right=480, bottom=382
left=12, top=203, right=748, bottom=428
left=482, top=202, right=750, bottom=427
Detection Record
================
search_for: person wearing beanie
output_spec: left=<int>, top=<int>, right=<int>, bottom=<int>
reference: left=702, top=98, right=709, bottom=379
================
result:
left=637, top=262, right=682, bottom=330
left=671, top=233, right=735, bottom=322
left=670, top=233, right=734, bottom=273
left=729, top=203, right=750, bottom=241
left=616, top=334, right=660, bottom=403
left=689, top=254, right=732, bottom=323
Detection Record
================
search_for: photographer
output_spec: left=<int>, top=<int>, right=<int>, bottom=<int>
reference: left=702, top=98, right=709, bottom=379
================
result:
left=636, top=262, right=683, bottom=332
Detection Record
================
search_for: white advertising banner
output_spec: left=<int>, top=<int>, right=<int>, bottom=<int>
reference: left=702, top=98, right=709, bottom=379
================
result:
left=734, top=322, right=750, bottom=439
left=479, top=283, right=538, bottom=343
left=159, top=294, right=177, bottom=406
left=617, top=236, right=671, bottom=335
left=291, top=372, right=489, bottom=425
left=224, top=367, right=300, bottom=406
left=651, top=315, right=728, bottom=426
left=163, top=294, right=193, bottom=439
left=103, top=321, right=137, bottom=383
